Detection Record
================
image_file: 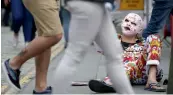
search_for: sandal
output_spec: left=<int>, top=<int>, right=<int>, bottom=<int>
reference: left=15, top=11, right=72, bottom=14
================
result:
left=144, top=83, right=166, bottom=92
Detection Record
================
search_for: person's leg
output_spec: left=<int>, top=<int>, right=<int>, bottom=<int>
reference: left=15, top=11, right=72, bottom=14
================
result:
left=53, top=1, right=105, bottom=93
left=88, top=65, right=136, bottom=93
left=9, top=0, right=63, bottom=69
left=11, top=0, right=23, bottom=33
left=145, top=34, right=165, bottom=91
left=9, top=35, right=62, bottom=69
left=2, top=0, right=63, bottom=91
left=142, top=1, right=173, bottom=38
left=2, top=5, right=11, bottom=26
left=59, top=6, right=64, bottom=25
left=2, top=1, right=23, bottom=88
left=34, top=48, right=51, bottom=92
left=147, top=66, right=157, bottom=83
left=23, top=5, right=35, bottom=44
left=94, top=10, right=134, bottom=94
left=10, top=0, right=24, bottom=46
left=62, top=7, right=71, bottom=48
left=2, top=10, right=9, bottom=26
left=23, top=0, right=63, bottom=93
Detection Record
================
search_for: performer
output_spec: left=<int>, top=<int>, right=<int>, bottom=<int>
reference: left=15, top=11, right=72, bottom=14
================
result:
left=89, top=13, right=165, bottom=93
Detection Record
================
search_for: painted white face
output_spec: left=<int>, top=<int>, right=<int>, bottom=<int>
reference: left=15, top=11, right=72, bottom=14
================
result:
left=121, top=13, right=143, bottom=36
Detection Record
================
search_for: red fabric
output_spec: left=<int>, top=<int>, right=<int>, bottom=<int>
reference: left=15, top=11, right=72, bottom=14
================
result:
left=170, top=14, right=173, bottom=48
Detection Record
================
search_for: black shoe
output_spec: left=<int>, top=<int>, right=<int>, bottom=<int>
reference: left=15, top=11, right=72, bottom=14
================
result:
left=88, top=80, right=115, bottom=93
left=2, top=59, right=21, bottom=91
left=33, top=86, right=52, bottom=94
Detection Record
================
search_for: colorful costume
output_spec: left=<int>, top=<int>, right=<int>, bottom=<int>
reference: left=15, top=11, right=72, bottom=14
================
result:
left=106, top=34, right=163, bottom=85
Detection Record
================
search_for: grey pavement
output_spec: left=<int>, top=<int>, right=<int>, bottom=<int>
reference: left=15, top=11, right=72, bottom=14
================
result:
left=19, top=45, right=170, bottom=94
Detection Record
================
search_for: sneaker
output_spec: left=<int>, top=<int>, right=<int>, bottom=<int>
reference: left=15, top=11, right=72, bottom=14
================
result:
left=2, top=59, right=21, bottom=91
left=33, top=86, right=52, bottom=94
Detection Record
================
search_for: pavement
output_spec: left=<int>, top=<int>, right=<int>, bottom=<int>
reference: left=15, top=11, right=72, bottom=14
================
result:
left=18, top=45, right=170, bottom=94
left=1, top=26, right=65, bottom=94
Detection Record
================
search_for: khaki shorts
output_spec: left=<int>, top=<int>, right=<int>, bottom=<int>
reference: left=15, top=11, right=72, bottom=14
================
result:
left=23, top=0, right=63, bottom=36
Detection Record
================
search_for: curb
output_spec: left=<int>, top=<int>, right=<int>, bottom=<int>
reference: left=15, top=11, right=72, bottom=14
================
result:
left=1, top=39, right=65, bottom=94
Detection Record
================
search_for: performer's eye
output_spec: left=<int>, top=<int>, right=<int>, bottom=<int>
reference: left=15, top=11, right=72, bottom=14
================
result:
left=131, top=22, right=136, bottom=26
left=125, top=19, right=129, bottom=22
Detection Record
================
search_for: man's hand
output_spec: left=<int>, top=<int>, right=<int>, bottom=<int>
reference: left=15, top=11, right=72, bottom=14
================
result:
left=4, top=0, right=10, bottom=6
left=115, top=0, right=120, bottom=5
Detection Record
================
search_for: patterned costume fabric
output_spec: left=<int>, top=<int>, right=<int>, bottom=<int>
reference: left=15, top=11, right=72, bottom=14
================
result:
left=119, top=34, right=163, bottom=85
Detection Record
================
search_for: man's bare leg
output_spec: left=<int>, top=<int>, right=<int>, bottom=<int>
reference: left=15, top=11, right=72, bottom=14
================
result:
left=9, top=34, right=62, bottom=70
left=35, top=48, right=51, bottom=92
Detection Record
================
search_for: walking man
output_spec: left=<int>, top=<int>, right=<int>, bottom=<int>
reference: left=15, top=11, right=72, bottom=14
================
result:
left=2, top=0, right=63, bottom=94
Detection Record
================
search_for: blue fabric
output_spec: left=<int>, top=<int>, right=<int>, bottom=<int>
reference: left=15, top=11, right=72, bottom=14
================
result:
left=142, top=1, right=173, bottom=38
left=11, top=0, right=35, bottom=42
left=60, top=7, right=71, bottom=45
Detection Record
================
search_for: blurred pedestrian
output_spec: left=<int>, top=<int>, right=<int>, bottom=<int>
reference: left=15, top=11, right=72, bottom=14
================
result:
left=142, top=0, right=173, bottom=38
left=53, top=0, right=134, bottom=94
left=2, top=0, right=63, bottom=94
left=4, top=0, right=36, bottom=47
